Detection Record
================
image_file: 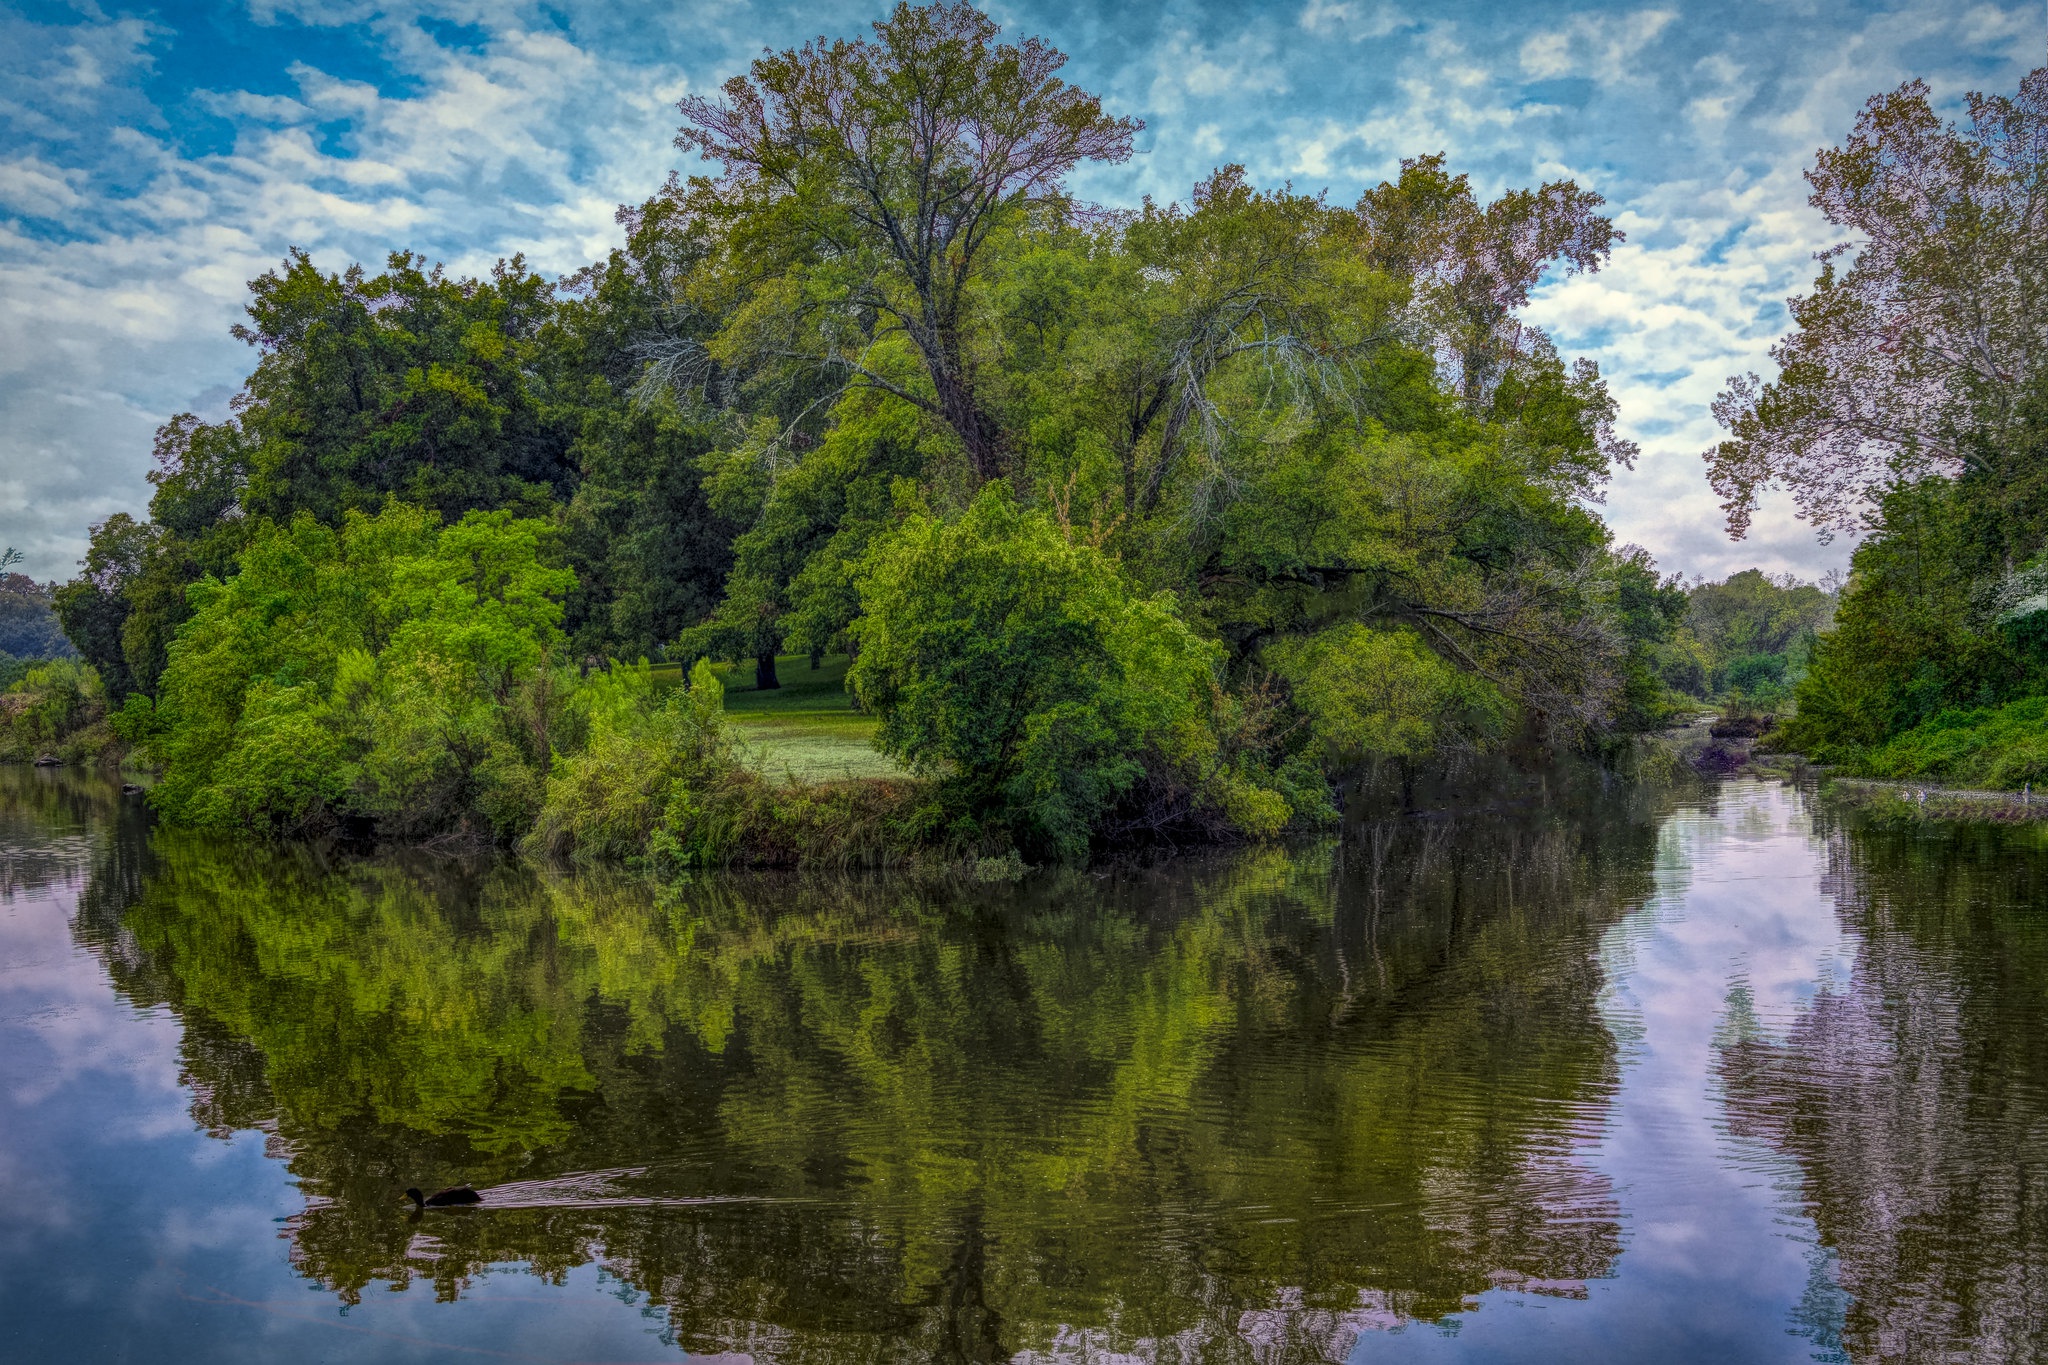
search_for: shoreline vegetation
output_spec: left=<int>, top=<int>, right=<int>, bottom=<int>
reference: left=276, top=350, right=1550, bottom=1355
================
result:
left=4, top=11, right=2044, bottom=859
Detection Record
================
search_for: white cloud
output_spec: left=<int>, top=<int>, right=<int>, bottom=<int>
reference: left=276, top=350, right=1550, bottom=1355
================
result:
left=1519, top=9, right=1676, bottom=84
left=0, top=157, right=86, bottom=217
left=1145, top=30, right=1289, bottom=113
left=0, top=8, right=691, bottom=577
left=1299, top=0, right=1402, bottom=41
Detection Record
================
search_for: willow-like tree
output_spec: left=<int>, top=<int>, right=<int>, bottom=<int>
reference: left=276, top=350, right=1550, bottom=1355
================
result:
left=674, top=1, right=1139, bottom=480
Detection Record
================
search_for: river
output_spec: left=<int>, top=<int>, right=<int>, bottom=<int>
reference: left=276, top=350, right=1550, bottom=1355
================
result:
left=2, top=767, right=2045, bottom=1362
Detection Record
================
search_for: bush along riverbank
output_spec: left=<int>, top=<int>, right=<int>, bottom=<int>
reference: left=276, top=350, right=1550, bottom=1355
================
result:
left=1741, top=698, right=2048, bottom=828
left=1815, top=775, right=2048, bottom=828
left=0, top=659, right=124, bottom=767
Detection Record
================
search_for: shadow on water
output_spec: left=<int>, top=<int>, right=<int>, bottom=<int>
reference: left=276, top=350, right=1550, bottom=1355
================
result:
left=7, top=763, right=1668, bottom=1360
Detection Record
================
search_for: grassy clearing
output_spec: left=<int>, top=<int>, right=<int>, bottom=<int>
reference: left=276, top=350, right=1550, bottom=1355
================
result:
left=652, top=654, right=906, bottom=781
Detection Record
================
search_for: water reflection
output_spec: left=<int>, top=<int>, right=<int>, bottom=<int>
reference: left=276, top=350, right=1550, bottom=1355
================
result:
left=1718, top=812, right=2048, bottom=1361
left=11, top=768, right=2048, bottom=1361
left=10, top=765, right=1661, bottom=1361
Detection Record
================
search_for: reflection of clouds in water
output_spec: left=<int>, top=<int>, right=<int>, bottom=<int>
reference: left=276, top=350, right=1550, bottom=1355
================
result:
left=1719, top=813, right=2048, bottom=1362
left=1, top=882, right=187, bottom=1117
left=1016, top=1288, right=1411, bottom=1365
left=1376, top=783, right=1849, bottom=1361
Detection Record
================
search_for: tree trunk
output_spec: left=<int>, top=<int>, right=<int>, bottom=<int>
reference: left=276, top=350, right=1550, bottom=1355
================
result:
left=922, top=322, right=1007, bottom=481
left=755, top=650, right=780, bottom=691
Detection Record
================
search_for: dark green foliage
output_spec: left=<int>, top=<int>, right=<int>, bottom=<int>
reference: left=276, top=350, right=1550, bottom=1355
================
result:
left=1608, top=546, right=1691, bottom=730
left=679, top=380, right=943, bottom=669
left=1723, top=653, right=1788, bottom=695
left=559, top=398, right=733, bottom=662
left=233, top=250, right=575, bottom=525
left=1849, top=696, right=2048, bottom=790
left=0, top=571, right=73, bottom=662
left=52, top=513, right=154, bottom=703
left=1778, top=474, right=2048, bottom=765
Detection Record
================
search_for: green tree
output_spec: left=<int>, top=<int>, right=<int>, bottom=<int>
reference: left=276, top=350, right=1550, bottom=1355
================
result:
left=675, top=1, right=1139, bottom=480
left=849, top=485, right=1247, bottom=857
left=51, top=513, right=156, bottom=703
left=233, top=250, right=575, bottom=525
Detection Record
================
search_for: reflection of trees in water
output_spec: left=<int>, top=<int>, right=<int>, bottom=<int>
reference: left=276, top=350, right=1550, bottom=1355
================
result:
left=0, top=767, right=143, bottom=907
left=1718, top=817, right=2048, bottom=1363
left=49, top=775, right=1666, bottom=1362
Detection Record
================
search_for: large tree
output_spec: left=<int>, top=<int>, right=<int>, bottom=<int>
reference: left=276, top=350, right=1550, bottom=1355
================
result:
left=1707, top=68, right=2048, bottom=540
left=673, top=1, right=1138, bottom=480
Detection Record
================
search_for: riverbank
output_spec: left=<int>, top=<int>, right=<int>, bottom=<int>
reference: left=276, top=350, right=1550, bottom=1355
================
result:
left=1812, top=775, right=2048, bottom=826
left=1675, top=717, right=2048, bottom=827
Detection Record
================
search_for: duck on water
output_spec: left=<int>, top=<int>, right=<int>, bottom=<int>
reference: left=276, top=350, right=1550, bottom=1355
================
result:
left=405, top=1185, right=482, bottom=1211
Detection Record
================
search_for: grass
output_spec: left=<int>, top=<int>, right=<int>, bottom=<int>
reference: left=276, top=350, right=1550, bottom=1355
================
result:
left=652, top=654, right=906, bottom=782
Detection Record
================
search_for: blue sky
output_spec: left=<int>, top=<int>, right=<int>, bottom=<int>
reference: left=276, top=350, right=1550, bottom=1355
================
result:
left=0, top=0, right=2038, bottom=582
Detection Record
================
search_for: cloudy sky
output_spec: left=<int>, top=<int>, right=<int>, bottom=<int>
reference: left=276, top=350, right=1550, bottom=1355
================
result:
left=1, top=0, right=2039, bottom=582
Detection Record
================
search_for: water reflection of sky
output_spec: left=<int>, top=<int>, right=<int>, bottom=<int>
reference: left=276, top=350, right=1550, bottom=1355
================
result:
left=0, top=780, right=1886, bottom=1362
left=1364, top=781, right=1852, bottom=1362
left=0, top=875, right=688, bottom=1361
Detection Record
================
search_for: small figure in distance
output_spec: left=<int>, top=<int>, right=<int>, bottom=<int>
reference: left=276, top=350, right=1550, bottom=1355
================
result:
left=405, top=1185, right=482, bottom=1212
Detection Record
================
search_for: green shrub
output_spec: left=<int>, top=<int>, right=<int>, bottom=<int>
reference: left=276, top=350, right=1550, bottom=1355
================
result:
left=528, top=660, right=734, bottom=863
left=150, top=503, right=575, bottom=840
left=1852, top=696, right=2048, bottom=790
left=1722, top=652, right=1787, bottom=695
left=0, top=658, right=115, bottom=763
left=849, top=485, right=1276, bottom=859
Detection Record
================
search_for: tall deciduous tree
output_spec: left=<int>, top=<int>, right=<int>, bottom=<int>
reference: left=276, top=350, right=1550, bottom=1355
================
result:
left=674, top=1, right=1139, bottom=480
left=1708, top=68, right=2048, bottom=539
left=1353, top=154, right=1624, bottom=425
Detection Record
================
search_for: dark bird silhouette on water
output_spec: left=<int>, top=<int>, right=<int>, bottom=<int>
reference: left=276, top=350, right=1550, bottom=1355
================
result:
left=405, top=1185, right=482, bottom=1211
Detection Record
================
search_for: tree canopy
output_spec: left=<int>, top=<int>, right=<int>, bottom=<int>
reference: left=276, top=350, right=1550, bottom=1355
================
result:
left=44, top=2, right=1685, bottom=856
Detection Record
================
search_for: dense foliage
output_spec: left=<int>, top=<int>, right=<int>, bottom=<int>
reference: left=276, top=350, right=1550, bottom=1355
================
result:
left=45, top=3, right=1689, bottom=857
left=1714, top=65, right=2048, bottom=783
left=1644, top=568, right=1836, bottom=711
left=142, top=505, right=572, bottom=839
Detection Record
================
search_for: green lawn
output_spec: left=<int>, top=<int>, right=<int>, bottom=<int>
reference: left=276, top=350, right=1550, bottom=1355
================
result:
left=652, top=654, right=906, bottom=781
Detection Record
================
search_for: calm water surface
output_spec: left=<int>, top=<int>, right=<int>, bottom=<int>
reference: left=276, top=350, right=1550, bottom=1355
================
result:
left=3, top=768, right=2046, bottom=1362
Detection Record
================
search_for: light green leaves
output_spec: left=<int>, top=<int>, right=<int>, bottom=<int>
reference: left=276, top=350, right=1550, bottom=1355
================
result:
left=149, top=503, right=573, bottom=839
left=1272, top=623, right=1507, bottom=766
